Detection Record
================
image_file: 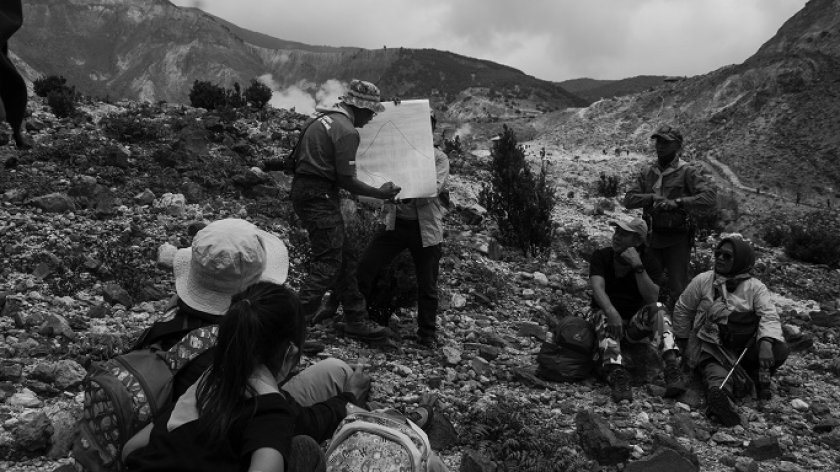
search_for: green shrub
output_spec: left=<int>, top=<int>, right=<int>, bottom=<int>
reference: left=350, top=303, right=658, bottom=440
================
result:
left=33, top=75, right=70, bottom=98
left=189, top=80, right=228, bottom=110
left=226, top=82, right=245, bottom=109
left=47, top=89, right=77, bottom=118
left=479, top=125, right=557, bottom=257
left=244, top=79, right=273, bottom=109
left=783, top=212, right=840, bottom=268
left=466, top=395, right=592, bottom=472
left=596, top=172, right=621, bottom=198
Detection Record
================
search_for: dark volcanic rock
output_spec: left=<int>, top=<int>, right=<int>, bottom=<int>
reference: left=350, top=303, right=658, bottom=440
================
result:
left=576, top=410, right=632, bottom=466
left=624, top=448, right=698, bottom=472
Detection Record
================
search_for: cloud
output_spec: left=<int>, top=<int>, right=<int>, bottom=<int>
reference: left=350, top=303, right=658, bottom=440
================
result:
left=171, top=0, right=807, bottom=81
left=315, top=79, right=346, bottom=108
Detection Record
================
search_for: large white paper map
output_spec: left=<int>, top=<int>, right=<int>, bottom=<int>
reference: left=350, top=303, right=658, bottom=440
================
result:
left=355, top=99, right=437, bottom=199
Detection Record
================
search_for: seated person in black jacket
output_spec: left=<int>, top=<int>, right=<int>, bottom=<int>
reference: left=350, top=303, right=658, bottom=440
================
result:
left=135, top=218, right=367, bottom=439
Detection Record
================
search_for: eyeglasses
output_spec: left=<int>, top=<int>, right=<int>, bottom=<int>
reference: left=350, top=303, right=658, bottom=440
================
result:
left=714, top=250, right=733, bottom=261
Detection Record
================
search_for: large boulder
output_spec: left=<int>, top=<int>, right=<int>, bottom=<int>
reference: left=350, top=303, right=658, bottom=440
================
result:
left=29, top=193, right=76, bottom=213
left=575, top=410, right=632, bottom=466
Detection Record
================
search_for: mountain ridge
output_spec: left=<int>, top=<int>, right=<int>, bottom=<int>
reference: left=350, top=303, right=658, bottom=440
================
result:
left=9, top=0, right=586, bottom=112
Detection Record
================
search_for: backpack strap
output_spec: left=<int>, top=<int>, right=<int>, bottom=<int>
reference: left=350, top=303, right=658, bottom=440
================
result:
left=162, top=326, right=220, bottom=372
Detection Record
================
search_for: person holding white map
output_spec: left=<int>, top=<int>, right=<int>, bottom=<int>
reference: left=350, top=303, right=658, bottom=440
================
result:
left=356, top=113, right=450, bottom=349
left=290, top=79, right=401, bottom=342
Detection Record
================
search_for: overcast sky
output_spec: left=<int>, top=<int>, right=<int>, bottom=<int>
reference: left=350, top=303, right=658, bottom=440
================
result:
left=170, top=0, right=806, bottom=82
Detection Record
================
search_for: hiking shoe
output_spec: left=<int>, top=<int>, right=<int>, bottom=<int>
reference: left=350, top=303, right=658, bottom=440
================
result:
left=663, top=361, right=687, bottom=398
left=406, top=405, right=435, bottom=431
left=607, top=366, right=633, bottom=403
left=344, top=319, right=389, bottom=341
left=706, top=387, right=741, bottom=427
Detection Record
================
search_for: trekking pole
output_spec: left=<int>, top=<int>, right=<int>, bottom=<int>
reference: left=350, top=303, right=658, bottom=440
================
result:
left=720, top=337, right=756, bottom=390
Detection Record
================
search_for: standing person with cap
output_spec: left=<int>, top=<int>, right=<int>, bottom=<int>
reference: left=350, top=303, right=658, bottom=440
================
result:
left=0, top=0, right=32, bottom=149
left=587, top=217, right=686, bottom=403
left=290, top=79, right=402, bottom=343
left=624, top=124, right=716, bottom=310
left=355, top=112, right=450, bottom=348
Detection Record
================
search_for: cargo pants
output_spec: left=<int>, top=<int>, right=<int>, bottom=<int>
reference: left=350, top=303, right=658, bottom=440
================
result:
left=291, top=175, right=367, bottom=322
left=585, top=302, right=679, bottom=367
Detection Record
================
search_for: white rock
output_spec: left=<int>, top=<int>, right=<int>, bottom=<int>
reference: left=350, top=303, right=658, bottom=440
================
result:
left=10, top=389, right=42, bottom=408
left=533, top=272, right=549, bottom=285
left=791, top=399, right=810, bottom=411
left=451, top=293, right=467, bottom=308
left=157, top=243, right=178, bottom=269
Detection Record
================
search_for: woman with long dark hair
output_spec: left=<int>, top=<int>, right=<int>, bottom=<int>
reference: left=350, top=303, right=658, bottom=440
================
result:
left=123, top=282, right=332, bottom=472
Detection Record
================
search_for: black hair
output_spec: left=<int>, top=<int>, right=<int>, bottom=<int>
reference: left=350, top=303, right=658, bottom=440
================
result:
left=195, top=282, right=304, bottom=446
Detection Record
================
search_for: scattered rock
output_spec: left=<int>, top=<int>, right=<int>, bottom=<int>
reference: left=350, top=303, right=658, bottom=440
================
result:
left=29, top=193, right=76, bottom=213
left=426, top=410, right=459, bottom=452
left=9, top=412, right=54, bottom=457
left=575, top=410, right=632, bottom=466
left=624, top=447, right=698, bottom=472
left=134, top=188, right=156, bottom=205
left=459, top=449, right=497, bottom=472
left=791, top=398, right=810, bottom=411
left=29, top=360, right=87, bottom=390
left=39, top=313, right=76, bottom=340
left=102, top=283, right=133, bottom=308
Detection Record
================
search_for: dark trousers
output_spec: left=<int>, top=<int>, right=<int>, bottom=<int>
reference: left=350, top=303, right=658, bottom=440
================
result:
left=357, top=219, right=441, bottom=338
left=701, top=341, right=790, bottom=393
left=291, top=177, right=367, bottom=322
left=651, top=236, right=692, bottom=310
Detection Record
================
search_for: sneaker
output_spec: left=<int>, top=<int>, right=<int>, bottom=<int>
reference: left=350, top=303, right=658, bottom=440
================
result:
left=406, top=405, right=435, bottom=431
left=706, top=386, right=741, bottom=427
left=607, top=366, right=633, bottom=403
left=344, top=319, right=389, bottom=341
left=663, top=361, right=687, bottom=398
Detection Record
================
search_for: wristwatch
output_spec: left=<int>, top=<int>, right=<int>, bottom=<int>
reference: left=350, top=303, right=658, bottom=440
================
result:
left=633, top=266, right=645, bottom=274
left=675, top=198, right=684, bottom=207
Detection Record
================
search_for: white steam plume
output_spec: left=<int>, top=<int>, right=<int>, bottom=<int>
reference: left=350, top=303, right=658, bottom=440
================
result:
left=257, top=75, right=348, bottom=115
left=454, top=123, right=472, bottom=139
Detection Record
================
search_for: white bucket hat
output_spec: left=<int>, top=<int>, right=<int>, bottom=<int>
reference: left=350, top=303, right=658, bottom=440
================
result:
left=173, top=219, right=289, bottom=316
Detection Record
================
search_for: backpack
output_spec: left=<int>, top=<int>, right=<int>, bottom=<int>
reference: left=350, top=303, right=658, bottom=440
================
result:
left=536, top=316, right=597, bottom=382
left=325, top=410, right=432, bottom=472
left=72, top=325, right=219, bottom=472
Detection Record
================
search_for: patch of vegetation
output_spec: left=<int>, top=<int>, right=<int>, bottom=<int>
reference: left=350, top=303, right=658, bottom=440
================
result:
left=465, top=395, right=593, bottom=472
left=759, top=210, right=840, bottom=268
left=101, top=112, right=171, bottom=143
left=595, top=172, right=621, bottom=198
left=479, top=125, right=557, bottom=257
left=47, top=89, right=77, bottom=118
left=466, top=261, right=509, bottom=303
left=244, top=79, right=272, bottom=109
left=33, top=75, right=72, bottom=98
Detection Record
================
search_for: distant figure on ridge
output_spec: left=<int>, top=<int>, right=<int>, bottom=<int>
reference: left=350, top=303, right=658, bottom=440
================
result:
left=0, top=0, right=32, bottom=149
left=624, top=124, right=716, bottom=310
left=290, top=79, right=401, bottom=343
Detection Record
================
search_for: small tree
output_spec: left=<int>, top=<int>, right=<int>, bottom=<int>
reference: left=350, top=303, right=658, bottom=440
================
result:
left=47, top=89, right=76, bottom=118
left=33, top=75, right=70, bottom=98
left=479, top=125, right=557, bottom=257
left=189, top=80, right=227, bottom=110
left=244, top=78, right=272, bottom=109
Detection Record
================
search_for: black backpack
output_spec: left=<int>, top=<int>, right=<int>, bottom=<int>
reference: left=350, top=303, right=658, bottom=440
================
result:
left=536, top=316, right=597, bottom=382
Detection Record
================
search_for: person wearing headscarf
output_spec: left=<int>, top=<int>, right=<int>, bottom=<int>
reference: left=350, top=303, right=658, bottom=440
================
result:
left=672, top=235, right=788, bottom=427
left=0, top=0, right=32, bottom=149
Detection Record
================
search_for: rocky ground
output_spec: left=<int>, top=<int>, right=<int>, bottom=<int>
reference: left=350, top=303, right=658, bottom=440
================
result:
left=1, top=98, right=840, bottom=472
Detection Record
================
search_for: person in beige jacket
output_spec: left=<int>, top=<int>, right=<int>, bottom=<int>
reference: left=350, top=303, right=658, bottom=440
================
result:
left=672, top=235, right=788, bottom=427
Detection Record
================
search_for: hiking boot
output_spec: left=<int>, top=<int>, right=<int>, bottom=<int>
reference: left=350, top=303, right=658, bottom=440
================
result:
left=406, top=405, right=435, bottom=431
left=663, top=361, right=687, bottom=398
left=706, top=386, right=741, bottom=427
left=344, top=319, right=389, bottom=341
left=607, top=366, right=633, bottom=403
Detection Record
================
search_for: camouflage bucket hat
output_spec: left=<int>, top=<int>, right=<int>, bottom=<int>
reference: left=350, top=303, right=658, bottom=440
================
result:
left=340, top=79, right=386, bottom=113
left=651, top=124, right=683, bottom=143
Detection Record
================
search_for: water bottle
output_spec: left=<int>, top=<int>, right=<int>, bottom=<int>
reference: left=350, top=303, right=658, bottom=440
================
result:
left=758, top=367, right=772, bottom=400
